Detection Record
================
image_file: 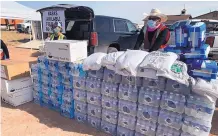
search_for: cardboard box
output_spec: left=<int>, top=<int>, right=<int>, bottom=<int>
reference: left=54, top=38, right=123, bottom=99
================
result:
left=1, top=60, right=37, bottom=80
left=45, top=40, right=87, bottom=62
left=1, top=77, right=33, bottom=106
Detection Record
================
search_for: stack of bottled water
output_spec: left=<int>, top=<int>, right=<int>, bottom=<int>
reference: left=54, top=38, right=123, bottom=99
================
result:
left=31, top=56, right=85, bottom=119
left=85, top=68, right=104, bottom=129
left=101, top=68, right=121, bottom=135
left=182, top=93, right=215, bottom=136
left=117, top=76, right=141, bottom=136
left=73, top=63, right=88, bottom=123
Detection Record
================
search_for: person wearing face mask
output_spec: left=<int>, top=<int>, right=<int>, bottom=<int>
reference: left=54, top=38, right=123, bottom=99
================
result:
left=134, top=9, right=170, bottom=52
left=50, top=22, right=66, bottom=40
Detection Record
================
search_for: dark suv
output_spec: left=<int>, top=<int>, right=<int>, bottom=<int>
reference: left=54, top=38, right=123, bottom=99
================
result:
left=38, top=4, right=140, bottom=54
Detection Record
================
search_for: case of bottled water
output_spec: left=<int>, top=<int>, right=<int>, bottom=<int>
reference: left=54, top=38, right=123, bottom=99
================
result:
left=117, top=126, right=135, bottom=136
left=69, top=63, right=87, bottom=77
left=51, top=72, right=63, bottom=85
left=73, top=89, right=87, bottom=103
left=182, top=116, right=211, bottom=136
left=185, top=94, right=215, bottom=122
left=31, top=64, right=41, bottom=76
left=75, top=111, right=87, bottom=123
left=38, top=55, right=49, bottom=69
left=101, top=120, right=117, bottom=136
left=138, top=87, right=161, bottom=107
left=48, top=60, right=59, bottom=72
left=62, top=75, right=72, bottom=86
left=158, top=109, right=183, bottom=130
left=186, top=59, right=218, bottom=81
left=118, top=84, right=138, bottom=103
left=101, top=81, right=119, bottom=98
left=142, top=77, right=166, bottom=90
left=166, top=79, right=191, bottom=95
left=135, top=119, right=157, bottom=136
left=160, top=91, right=186, bottom=114
left=118, top=99, right=137, bottom=117
left=183, top=44, right=210, bottom=59
left=102, top=108, right=118, bottom=125
left=41, top=94, right=50, bottom=107
left=62, top=87, right=73, bottom=104
left=103, top=68, right=122, bottom=83
left=60, top=101, right=74, bottom=119
left=87, top=104, right=102, bottom=118
left=48, top=100, right=61, bottom=112
left=88, top=67, right=104, bottom=79
left=86, top=92, right=102, bottom=106
left=118, top=113, right=136, bottom=130
left=58, top=61, right=70, bottom=75
left=102, top=95, right=118, bottom=111
left=74, top=100, right=87, bottom=114
left=156, top=125, right=181, bottom=136
left=85, top=77, right=102, bottom=94
left=73, top=76, right=86, bottom=90
left=87, top=115, right=101, bottom=130
left=121, top=76, right=142, bottom=86
left=189, top=22, right=206, bottom=48
left=137, top=104, right=159, bottom=122
left=175, top=25, right=190, bottom=47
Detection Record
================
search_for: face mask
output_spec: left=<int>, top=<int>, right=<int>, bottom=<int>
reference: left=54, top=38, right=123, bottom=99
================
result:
left=53, top=28, right=60, bottom=35
left=147, top=20, right=157, bottom=28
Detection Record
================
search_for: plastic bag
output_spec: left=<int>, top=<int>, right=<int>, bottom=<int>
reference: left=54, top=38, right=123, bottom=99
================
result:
left=192, top=78, right=218, bottom=99
left=115, top=50, right=149, bottom=76
left=83, top=53, right=107, bottom=71
left=139, top=51, right=178, bottom=72
left=157, top=60, right=190, bottom=85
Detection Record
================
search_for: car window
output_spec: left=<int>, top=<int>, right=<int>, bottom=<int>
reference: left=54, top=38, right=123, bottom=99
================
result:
left=114, top=19, right=129, bottom=32
left=126, top=21, right=137, bottom=32
left=95, top=17, right=110, bottom=32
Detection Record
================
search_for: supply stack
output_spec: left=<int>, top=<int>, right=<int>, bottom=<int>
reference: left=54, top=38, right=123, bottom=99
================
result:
left=165, top=22, right=218, bottom=81
left=1, top=47, right=37, bottom=107
left=78, top=49, right=218, bottom=136
left=31, top=40, right=87, bottom=119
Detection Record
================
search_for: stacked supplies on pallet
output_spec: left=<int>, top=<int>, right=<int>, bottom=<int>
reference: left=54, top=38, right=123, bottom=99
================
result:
left=77, top=50, right=218, bottom=136
left=164, top=22, right=218, bottom=81
left=31, top=40, right=88, bottom=119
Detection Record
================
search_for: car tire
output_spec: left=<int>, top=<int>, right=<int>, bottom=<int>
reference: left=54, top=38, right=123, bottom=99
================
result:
left=107, top=47, right=118, bottom=53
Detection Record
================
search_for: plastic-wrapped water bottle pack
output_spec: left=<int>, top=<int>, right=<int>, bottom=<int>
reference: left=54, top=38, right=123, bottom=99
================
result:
left=31, top=56, right=88, bottom=119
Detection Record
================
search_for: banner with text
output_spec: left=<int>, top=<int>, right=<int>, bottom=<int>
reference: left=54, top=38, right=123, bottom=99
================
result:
left=42, top=10, right=66, bottom=33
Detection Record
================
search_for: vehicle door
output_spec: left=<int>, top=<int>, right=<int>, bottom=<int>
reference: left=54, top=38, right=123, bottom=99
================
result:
left=113, top=19, right=139, bottom=50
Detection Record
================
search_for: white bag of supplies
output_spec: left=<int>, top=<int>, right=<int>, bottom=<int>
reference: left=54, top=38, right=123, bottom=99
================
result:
left=115, top=50, right=149, bottom=76
left=139, top=51, right=178, bottom=72
left=157, top=60, right=190, bottom=86
left=192, top=78, right=218, bottom=98
left=83, top=53, right=107, bottom=71
left=102, top=51, right=125, bottom=70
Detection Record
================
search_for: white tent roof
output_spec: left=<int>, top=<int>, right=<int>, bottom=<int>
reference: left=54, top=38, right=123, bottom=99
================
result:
left=0, top=1, right=41, bottom=21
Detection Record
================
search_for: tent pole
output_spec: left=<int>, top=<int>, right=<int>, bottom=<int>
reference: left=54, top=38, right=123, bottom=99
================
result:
left=40, top=20, right=44, bottom=47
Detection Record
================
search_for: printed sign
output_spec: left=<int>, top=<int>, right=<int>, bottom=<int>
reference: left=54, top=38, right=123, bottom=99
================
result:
left=1, top=65, right=7, bottom=79
left=42, top=10, right=66, bottom=33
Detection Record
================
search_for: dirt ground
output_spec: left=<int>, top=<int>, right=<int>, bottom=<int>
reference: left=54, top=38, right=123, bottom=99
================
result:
left=1, top=30, right=32, bottom=46
left=1, top=101, right=218, bottom=136
left=1, top=102, right=110, bottom=136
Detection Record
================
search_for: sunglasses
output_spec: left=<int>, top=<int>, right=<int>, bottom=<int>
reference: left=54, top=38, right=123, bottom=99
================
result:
left=148, top=17, right=160, bottom=21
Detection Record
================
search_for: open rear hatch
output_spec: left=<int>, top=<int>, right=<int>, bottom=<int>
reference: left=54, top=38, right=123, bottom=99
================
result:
left=37, top=4, right=94, bottom=40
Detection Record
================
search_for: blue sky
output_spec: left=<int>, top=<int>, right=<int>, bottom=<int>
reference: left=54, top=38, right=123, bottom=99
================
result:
left=17, top=1, right=218, bottom=24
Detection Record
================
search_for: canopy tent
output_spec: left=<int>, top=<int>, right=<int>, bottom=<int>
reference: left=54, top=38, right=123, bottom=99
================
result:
left=0, top=1, right=41, bottom=21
